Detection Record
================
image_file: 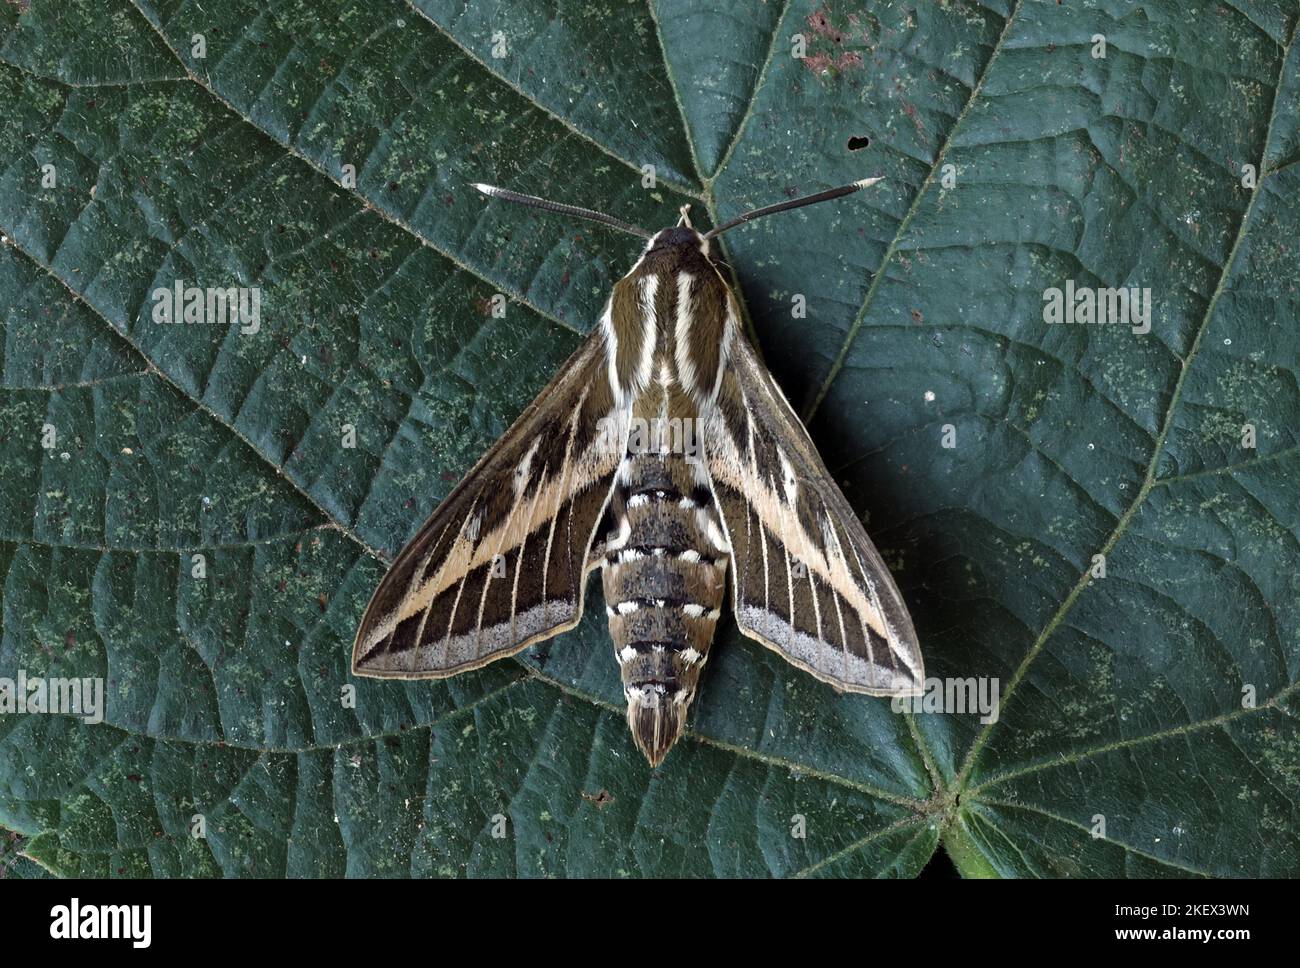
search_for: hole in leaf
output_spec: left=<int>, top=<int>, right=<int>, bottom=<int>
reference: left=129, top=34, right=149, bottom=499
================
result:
left=847, top=135, right=871, bottom=151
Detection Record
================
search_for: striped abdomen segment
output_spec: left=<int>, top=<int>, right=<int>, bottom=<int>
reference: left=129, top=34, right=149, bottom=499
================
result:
left=601, top=454, right=729, bottom=765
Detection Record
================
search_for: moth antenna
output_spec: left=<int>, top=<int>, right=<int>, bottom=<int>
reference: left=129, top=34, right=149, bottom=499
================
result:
left=702, top=176, right=884, bottom=241
left=472, top=183, right=653, bottom=239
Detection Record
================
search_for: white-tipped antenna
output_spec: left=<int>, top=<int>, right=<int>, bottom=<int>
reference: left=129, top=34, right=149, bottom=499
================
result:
left=701, top=176, right=884, bottom=241
left=472, top=183, right=652, bottom=239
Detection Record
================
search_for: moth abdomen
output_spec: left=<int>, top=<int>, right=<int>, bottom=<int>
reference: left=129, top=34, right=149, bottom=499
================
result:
left=601, top=453, right=729, bottom=765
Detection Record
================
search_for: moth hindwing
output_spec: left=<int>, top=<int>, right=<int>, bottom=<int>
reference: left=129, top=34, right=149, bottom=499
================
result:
left=353, top=180, right=924, bottom=766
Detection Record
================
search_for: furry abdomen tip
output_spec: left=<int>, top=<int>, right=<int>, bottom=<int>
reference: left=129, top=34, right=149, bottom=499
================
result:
left=625, top=685, right=690, bottom=767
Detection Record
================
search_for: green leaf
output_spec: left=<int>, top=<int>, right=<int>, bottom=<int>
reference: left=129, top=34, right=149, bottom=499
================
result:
left=1, top=0, right=1297, bottom=878
left=1, top=830, right=53, bottom=878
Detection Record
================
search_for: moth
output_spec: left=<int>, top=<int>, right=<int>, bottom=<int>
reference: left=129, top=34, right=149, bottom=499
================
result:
left=353, top=179, right=924, bottom=766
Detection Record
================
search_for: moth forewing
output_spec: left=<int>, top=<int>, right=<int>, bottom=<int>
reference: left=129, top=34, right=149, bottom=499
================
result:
left=351, top=326, right=628, bottom=679
left=352, top=176, right=924, bottom=766
left=701, top=291, right=924, bottom=699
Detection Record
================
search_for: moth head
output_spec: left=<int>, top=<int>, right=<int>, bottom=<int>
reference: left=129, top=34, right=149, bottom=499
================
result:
left=646, top=225, right=709, bottom=259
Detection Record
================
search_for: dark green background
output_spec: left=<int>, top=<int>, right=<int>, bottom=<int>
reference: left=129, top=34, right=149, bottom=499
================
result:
left=1, top=0, right=1297, bottom=877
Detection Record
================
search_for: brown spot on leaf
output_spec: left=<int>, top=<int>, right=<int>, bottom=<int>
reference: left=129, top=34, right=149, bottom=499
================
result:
left=807, top=6, right=843, bottom=42
left=802, top=52, right=834, bottom=75
left=801, top=6, right=867, bottom=78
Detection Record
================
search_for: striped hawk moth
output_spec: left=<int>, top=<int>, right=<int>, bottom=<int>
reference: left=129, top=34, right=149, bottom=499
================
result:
left=353, top=180, right=924, bottom=765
